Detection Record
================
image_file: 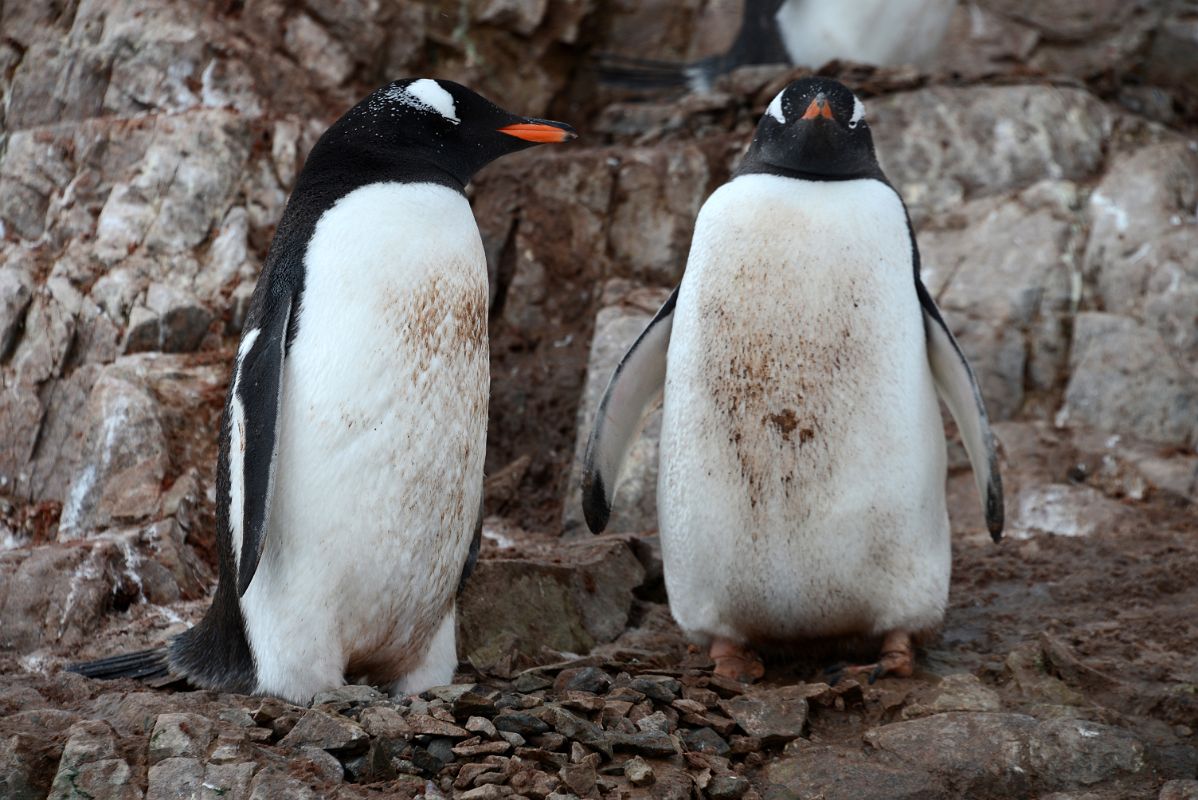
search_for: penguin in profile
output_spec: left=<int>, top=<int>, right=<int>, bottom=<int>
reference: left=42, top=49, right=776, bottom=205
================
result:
left=70, top=79, right=575, bottom=702
left=598, top=0, right=957, bottom=92
left=582, top=76, right=1001, bottom=682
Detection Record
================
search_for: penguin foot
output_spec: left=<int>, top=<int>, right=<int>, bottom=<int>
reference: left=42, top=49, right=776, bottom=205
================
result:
left=825, top=631, right=915, bottom=685
left=709, top=638, right=765, bottom=683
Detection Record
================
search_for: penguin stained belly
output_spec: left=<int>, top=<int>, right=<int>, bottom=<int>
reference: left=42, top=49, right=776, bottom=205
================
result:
left=239, top=183, right=487, bottom=697
left=657, top=174, right=950, bottom=645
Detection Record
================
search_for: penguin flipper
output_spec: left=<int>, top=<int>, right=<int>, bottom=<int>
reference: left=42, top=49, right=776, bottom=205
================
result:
left=581, top=287, right=678, bottom=533
left=916, top=280, right=1004, bottom=541
left=230, top=295, right=293, bottom=596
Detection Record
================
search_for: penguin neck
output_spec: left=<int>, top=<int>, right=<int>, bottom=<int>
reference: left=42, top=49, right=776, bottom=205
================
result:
left=298, top=140, right=471, bottom=204
left=734, top=152, right=889, bottom=185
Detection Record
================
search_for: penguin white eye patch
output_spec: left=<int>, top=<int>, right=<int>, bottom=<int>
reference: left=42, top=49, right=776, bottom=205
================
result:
left=849, top=95, right=866, bottom=128
left=390, top=79, right=461, bottom=124
left=766, top=90, right=787, bottom=124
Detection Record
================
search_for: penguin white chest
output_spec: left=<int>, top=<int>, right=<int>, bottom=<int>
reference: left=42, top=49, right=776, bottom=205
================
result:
left=658, top=174, right=950, bottom=644
left=240, top=182, right=487, bottom=699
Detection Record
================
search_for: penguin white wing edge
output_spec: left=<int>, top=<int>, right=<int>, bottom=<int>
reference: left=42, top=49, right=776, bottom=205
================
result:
left=916, top=281, right=1004, bottom=542
left=581, top=288, right=678, bottom=533
left=228, top=295, right=293, bottom=595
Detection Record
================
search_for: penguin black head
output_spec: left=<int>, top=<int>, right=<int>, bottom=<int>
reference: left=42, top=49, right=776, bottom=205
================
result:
left=737, top=77, right=882, bottom=182
left=308, top=78, right=577, bottom=189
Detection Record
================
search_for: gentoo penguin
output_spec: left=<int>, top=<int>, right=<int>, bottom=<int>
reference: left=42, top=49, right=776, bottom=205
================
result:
left=582, top=77, right=1001, bottom=682
left=69, top=79, right=575, bottom=702
left=598, top=0, right=958, bottom=92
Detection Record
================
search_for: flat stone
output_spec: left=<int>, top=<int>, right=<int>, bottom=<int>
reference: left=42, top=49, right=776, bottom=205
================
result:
left=466, top=716, right=499, bottom=738
left=609, top=729, right=679, bottom=758
left=865, top=712, right=1146, bottom=795
left=145, top=757, right=203, bottom=800
left=494, top=711, right=551, bottom=738
left=555, top=666, right=613, bottom=695
left=407, top=714, right=469, bottom=738
left=311, top=684, right=383, bottom=708
left=458, top=539, right=645, bottom=671
left=1161, top=779, right=1198, bottom=800
left=358, top=706, right=412, bottom=739
left=278, top=709, right=369, bottom=754
left=765, top=744, right=943, bottom=800
left=720, top=685, right=810, bottom=742
left=902, top=673, right=1003, bottom=719
left=707, top=774, right=751, bottom=800
left=148, top=712, right=215, bottom=764
left=681, top=727, right=730, bottom=757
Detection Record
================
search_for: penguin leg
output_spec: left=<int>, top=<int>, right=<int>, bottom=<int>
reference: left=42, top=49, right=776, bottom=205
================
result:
left=390, top=605, right=458, bottom=697
left=710, top=637, right=765, bottom=683
left=826, top=630, right=915, bottom=684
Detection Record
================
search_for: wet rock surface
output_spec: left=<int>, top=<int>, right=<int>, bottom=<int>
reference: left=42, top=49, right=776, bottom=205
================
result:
left=2, top=0, right=1198, bottom=798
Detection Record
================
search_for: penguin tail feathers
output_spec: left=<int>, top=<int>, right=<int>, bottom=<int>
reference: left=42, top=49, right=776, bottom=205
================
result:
left=67, top=646, right=178, bottom=685
left=593, top=52, right=700, bottom=90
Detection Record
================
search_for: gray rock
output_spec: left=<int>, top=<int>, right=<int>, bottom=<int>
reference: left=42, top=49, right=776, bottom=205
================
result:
left=0, top=267, right=33, bottom=359
left=0, top=543, right=122, bottom=652
left=707, top=774, right=750, bottom=800
left=310, top=684, right=383, bottom=708
left=475, top=0, right=549, bottom=36
left=720, top=685, right=810, bottom=742
left=864, top=712, right=1146, bottom=795
left=148, top=712, right=215, bottom=764
left=248, top=768, right=323, bottom=800
left=562, top=283, right=673, bottom=536
left=1084, top=140, right=1198, bottom=377
left=202, top=762, right=256, bottom=800
left=48, top=719, right=142, bottom=800
left=458, top=538, right=645, bottom=671
left=1008, top=483, right=1135, bottom=540
left=58, top=364, right=169, bottom=538
left=624, top=755, right=654, bottom=786
left=1060, top=312, right=1198, bottom=447
left=871, top=86, right=1112, bottom=225
left=902, top=673, right=1002, bottom=719
left=765, top=744, right=944, bottom=800
left=1161, top=779, right=1198, bottom=800
left=123, top=282, right=213, bottom=354
left=608, top=147, right=709, bottom=285
left=1027, top=717, right=1146, bottom=788
left=278, top=709, right=369, bottom=754
left=146, top=757, right=203, bottom=800
left=918, top=181, right=1081, bottom=420
left=283, top=14, right=354, bottom=88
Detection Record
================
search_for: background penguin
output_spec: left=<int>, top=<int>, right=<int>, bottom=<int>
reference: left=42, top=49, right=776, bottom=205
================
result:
left=582, top=76, right=1002, bottom=682
left=70, top=79, right=575, bottom=702
left=598, top=0, right=958, bottom=92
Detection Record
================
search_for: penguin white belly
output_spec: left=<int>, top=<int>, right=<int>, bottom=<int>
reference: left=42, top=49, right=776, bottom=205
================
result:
left=241, top=182, right=487, bottom=700
left=658, top=174, right=949, bottom=645
left=776, top=0, right=957, bottom=68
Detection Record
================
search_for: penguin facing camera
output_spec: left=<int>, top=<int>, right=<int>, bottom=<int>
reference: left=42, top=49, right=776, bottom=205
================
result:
left=582, top=76, right=1002, bottom=683
left=69, top=79, right=576, bottom=703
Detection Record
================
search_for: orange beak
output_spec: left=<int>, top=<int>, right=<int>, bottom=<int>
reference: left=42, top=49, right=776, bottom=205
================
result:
left=801, top=96, right=835, bottom=121
left=498, top=122, right=577, bottom=143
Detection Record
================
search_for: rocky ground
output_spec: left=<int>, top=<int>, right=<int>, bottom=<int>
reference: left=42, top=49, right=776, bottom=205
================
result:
left=2, top=0, right=1198, bottom=798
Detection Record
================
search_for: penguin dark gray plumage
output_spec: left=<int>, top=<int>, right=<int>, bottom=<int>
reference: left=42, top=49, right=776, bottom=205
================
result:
left=583, top=76, right=1001, bottom=682
left=70, top=79, right=575, bottom=702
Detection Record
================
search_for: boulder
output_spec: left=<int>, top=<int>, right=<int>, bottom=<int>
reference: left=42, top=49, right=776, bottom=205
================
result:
left=458, top=538, right=645, bottom=670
